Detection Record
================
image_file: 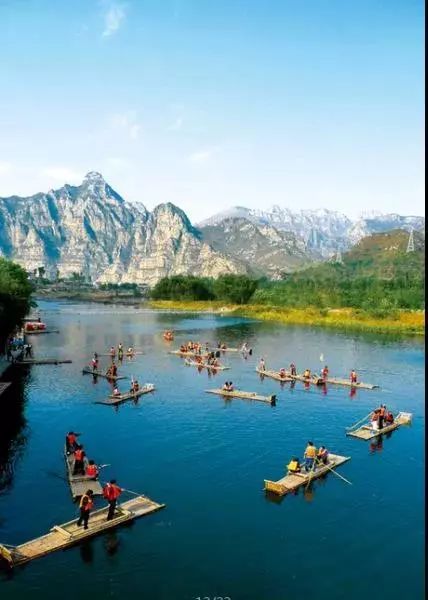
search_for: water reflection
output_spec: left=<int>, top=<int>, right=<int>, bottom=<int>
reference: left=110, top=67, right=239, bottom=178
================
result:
left=0, top=367, right=29, bottom=493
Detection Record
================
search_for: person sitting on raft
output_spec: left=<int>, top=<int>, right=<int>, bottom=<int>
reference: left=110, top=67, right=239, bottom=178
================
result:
left=65, top=431, right=80, bottom=454
left=350, top=369, right=358, bottom=384
left=290, top=363, right=297, bottom=376
left=279, top=367, right=286, bottom=379
left=287, top=457, right=301, bottom=474
left=85, top=460, right=99, bottom=480
left=317, top=446, right=329, bottom=465
left=303, top=441, right=317, bottom=472
left=303, top=369, right=311, bottom=379
left=258, top=358, right=266, bottom=372
left=385, top=411, right=394, bottom=425
left=227, top=381, right=234, bottom=391
left=321, top=366, right=329, bottom=380
left=222, top=381, right=229, bottom=391
left=195, top=354, right=203, bottom=364
left=112, top=386, right=121, bottom=397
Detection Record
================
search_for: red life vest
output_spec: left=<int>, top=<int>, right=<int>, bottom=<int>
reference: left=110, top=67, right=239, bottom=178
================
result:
left=67, top=434, right=76, bottom=445
left=74, top=449, right=84, bottom=461
left=79, top=494, right=93, bottom=511
left=104, top=483, right=122, bottom=501
left=86, top=464, right=98, bottom=477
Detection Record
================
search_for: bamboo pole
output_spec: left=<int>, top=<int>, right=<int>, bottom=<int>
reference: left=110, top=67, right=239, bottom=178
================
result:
left=346, top=411, right=373, bottom=431
left=318, top=460, right=352, bottom=486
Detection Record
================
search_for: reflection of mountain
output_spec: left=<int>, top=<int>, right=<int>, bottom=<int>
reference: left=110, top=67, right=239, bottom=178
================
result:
left=0, top=368, right=29, bottom=493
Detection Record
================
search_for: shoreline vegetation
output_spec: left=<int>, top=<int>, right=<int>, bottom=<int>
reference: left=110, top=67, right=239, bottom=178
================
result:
left=149, top=300, right=425, bottom=335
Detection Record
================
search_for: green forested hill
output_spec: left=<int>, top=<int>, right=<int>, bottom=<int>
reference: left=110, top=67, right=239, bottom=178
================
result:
left=253, top=230, right=425, bottom=310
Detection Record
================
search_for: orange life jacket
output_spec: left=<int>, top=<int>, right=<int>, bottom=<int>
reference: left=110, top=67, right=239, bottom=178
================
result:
left=379, top=407, right=386, bottom=417
left=74, top=449, right=84, bottom=461
left=103, top=483, right=122, bottom=501
left=67, top=434, right=76, bottom=445
left=86, top=464, right=98, bottom=477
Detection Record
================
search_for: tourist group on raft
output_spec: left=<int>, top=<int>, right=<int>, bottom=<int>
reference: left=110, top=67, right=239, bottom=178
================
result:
left=257, top=358, right=358, bottom=384
left=66, top=432, right=122, bottom=530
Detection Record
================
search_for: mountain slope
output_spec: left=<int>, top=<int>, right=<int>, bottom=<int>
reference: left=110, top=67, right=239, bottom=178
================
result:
left=199, top=217, right=309, bottom=278
left=0, top=172, right=244, bottom=285
left=198, top=206, right=425, bottom=258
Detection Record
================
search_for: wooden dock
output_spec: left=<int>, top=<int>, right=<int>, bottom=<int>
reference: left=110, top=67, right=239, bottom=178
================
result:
left=15, top=359, right=72, bottom=365
left=264, top=453, right=351, bottom=496
left=347, top=412, right=412, bottom=440
left=0, top=495, right=165, bottom=567
left=184, top=359, right=230, bottom=371
left=0, top=382, right=11, bottom=397
left=82, top=368, right=127, bottom=381
left=255, top=368, right=293, bottom=382
left=205, top=388, right=276, bottom=405
left=96, top=384, right=156, bottom=405
left=64, top=450, right=103, bottom=500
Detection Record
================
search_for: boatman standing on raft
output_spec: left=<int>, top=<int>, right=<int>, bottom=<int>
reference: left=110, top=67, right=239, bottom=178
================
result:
left=103, top=480, right=123, bottom=521
left=77, top=489, right=94, bottom=530
left=303, top=441, right=317, bottom=472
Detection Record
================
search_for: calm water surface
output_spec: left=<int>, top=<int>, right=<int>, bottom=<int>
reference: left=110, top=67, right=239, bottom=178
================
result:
left=0, top=301, right=424, bottom=600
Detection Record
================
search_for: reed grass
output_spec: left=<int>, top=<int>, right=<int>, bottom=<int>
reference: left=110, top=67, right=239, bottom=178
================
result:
left=149, top=300, right=425, bottom=335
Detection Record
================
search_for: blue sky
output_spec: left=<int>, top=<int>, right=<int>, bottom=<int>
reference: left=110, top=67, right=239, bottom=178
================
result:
left=0, top=0, right=424, bottom=221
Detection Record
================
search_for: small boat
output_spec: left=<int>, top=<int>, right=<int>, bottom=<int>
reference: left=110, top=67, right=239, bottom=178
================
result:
left=255, top=368, right=293, bottom=382
left=96, top=384, right=156, bottom=405
left=82, top=368, right=126, bottom=381
left=264, top=453, right=351, bottom=496
left=64, top=447, right=103, bottom=500
left=205, top=388, right=276, bottom=405
left=0, top=495, right=165, bottom=568
left=184, top=359, right=230, bottom=371
left=15, top=358, right=72, bottom=365
left=24, top=321, right=46, bottom=333
left=346, top=412, right=412, bottom=440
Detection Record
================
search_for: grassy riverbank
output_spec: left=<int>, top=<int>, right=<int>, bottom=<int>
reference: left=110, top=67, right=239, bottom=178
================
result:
left=150, top=300, right=425, bottom=335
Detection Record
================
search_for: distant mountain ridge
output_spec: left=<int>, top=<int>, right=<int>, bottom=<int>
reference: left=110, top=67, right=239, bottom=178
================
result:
left=197, top=206, right=425, bottom=258
left=0, top=172, right=244, bottom=284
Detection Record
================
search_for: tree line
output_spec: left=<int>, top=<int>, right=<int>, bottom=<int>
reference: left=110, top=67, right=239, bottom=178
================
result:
left=151, top=275, right=259, bottom=304
left=0, top=258, right=34, bottom=345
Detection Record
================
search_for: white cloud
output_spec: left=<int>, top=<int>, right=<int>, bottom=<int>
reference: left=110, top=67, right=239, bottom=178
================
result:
left=101, top=1, right=126, bottom=38
left=0, top=160, right=13, bottom=176
left=109, top=111, right=141, bottom=140
left=42, top=167, right=83, bottom=183
left=188, top=148, right=218, bottom=163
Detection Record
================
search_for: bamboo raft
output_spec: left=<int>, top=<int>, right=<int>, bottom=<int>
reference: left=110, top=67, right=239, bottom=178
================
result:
left=325, top=377, right=379, bottom=390
left=264, top=453, right=351, bottom=496
left=347, top=412, right=412, bottom=440
left=0, top=382, right=11, bottom=397
left=96, top=384, right=156, bottom=405
left=184, top=359, right=230, bottom=371
left=64, top=449, right=103, bottom=500
left=209, top=347, right=239, bottom=353
left=0, top=495, right=165, bottom=568
left=205, top=388, right=276, bottom=405
left=289, top=373, right=324, bottom=385
left=16, top=359, right=72, bottom=365
left=82, top=368, right=126, bottom=381
left=24, top=329, right=59, bottom=335
left=256, top=368, right=293, bottom=382
left=169, top=350, right=208, bottom=358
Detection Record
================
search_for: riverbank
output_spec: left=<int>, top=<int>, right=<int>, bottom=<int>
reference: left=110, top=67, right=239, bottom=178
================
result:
left=35, top=290, right=142, bottom=304
left=149, top=300, right=425, bottom=335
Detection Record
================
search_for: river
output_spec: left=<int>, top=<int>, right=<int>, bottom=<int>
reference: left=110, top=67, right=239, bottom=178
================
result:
left=0, top=300, right=424, bottom=600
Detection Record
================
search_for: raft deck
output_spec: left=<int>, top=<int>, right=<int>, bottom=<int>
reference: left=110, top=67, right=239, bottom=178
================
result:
left=205, top=388, right=276, bottom=405
left=325, top=377, right=379, bottom=390
left=256, top=368, right=293, bottom=382
left=82, top=368, right=126, bottom=381
left=64, top=451, right=103, bottom=500
left=0, top=495, right=165, bottom=567
left=264, top=453, right=351, bottom=496
left=347, top=412, right=412, bottom=440
left=96, top=384, right=156, bottom=405
left=169, top=350, right=208, bottom=358
left=16, top=358, right=72, bottom=365
left=185, top=359, right=230, bottom=371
